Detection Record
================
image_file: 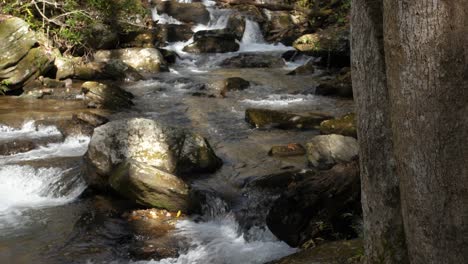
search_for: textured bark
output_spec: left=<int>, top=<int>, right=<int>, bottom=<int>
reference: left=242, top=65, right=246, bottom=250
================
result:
left=383, top=1, right=468, bottom=263
left=351, top=1, right=408, bottom=263
left=353, top=0, right=468, bottom=263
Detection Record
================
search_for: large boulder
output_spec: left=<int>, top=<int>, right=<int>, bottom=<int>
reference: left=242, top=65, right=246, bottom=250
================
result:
left=266, top=162, right=361, bottom=247
left=245, top=108, right=332, bottom=130
left=94, top=48, right=168, bottom=73
left=85, top=118, right=222, bottom=189
left=306, top=134, right=359, bottom=169
left=226, top=13, right=246, bottom=40
left=152, top=0, right=210, bottom=24
left=0, top=16, right=54, bottom=92
left=109, top=161, right=191, bottom=211
left=0, top=16, right=37, bottom=71
left=293, top=26, right=350, bottom=67
left=219, top=53, right=285, bottom=68
left=183, top=30, right=239, bottom=54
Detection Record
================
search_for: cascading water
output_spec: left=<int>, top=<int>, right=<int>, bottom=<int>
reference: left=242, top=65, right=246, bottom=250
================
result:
left=134, top=196, right=296, bottom=264
left=0, top=121, right=89, bottom=235
left=239, top=19, right=292, bottom=52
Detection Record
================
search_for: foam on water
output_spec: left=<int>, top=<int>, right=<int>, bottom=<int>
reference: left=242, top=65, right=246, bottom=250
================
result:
left=0, top=120, right=61, bottom=140
left=135, top=214, right=296, bottom=264
left=0, top=136, right=90, bottom=165
left=241, top=94, right=320, bottom=107
left=0, top=165, right=85, bottom=212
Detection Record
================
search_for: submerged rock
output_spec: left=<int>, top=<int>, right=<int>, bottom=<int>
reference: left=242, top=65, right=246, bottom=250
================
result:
left=94, top=48, right=167, bottom=73
left=245, top=108, right=332, bottom=130
left=81, top=81, right=134, bottom=110
left=287, top=60, right=315, bottom=75
left=109, top=161, right=190, bottom=211
left=306, top=134, right=359, bottom=169
left=183, top=30, right=239, bottom=54
left=268, top=143, right=306, bottom=157
left=220, top=53, right=285, bottom=68
left=267, top=162, right=361, bottom=247
left=85, top=118, right=222, bottom=189
left=320, top=113, right=356, bottom=138
left=220, top=77, right=250, bottom=97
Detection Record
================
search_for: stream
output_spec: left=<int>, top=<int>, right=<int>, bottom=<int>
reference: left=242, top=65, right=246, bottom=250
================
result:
left=0, top=1, right=353, bottom=263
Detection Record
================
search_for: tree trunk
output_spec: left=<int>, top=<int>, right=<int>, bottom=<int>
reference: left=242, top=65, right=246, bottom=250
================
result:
left=353, top=0, right=468, bottom=263
left=383, top=1, right=468, bottom=263
left=350, top=1, right=408, bottom=263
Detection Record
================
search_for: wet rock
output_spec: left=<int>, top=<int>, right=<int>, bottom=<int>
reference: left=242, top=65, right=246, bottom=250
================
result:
left=0, top=45, right=54, bottom=91
left=183, top=30, right=239, bottom=54
left=74, top=112, right=109, bottom=127
left=94, top=48, right=167, bottom=73
left=266, top=162, right=361, bottom=247
left=245, top=169, right=304, bottom=189
left=39, top=77, right=67, bottom=88
left=55, top=56, right=144, bottom=81
left=269, top=239, right=363, bottom=264
left=109, top=161, right=190, bottom=211
left=306, top=134, right=359, bottom=169
left=245, top=108, right=332, bottom=130
left=226, top=13, right=246, bottom=40
left=154, top=24, right=193, bottom=44
left=54, top=118, right=95, bottom=137
left=219, top=53, right=285, bottom=68
left=268, top=143, right=306, bottom=157
left=320, top=113, right=356, bottom=138
left=120, top=30, right=156, bottom=48
left=152, top=0, right=210, bottom=24
left=316, top=70, right=352, bottom=98
left=0, top=139, right=36, bottom=156
left=293, top=26, right=350, bottom=67
left=159, top=49, right=178, bottom=64
left=84, top=118, right=222, bottom=189
left=287, top=60, right=315, bottom=75
left=81, top=81, right=134, bottom=110
left=220, top=77, right=250, bottom=97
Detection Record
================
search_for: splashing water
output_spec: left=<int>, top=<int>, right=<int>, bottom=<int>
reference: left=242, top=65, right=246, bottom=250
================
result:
left=134, top=214, right=296, bottom=264
left=0, top=121, right=61, bottom=140
left=239, top=20, right=292, bottom=52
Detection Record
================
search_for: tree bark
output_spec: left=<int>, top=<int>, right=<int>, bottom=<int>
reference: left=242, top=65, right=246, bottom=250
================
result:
left=383, top=1, right=468, bottom=263
left=353, top=0, right=468, bottom=263
left=350, top=1, right=408, bottom=263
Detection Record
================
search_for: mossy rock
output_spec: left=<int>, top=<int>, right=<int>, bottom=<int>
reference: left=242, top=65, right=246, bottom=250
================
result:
left=0, top=16, right=37, bottom=71
left=81, top=81, right=134, bottom=109
left=320, top=113, right=357, bottom=138
left=245, top=108, right=332, bottom=130
left=293, top=26, right=350, bottom=67
left=109, top=161, right=191, bottom=212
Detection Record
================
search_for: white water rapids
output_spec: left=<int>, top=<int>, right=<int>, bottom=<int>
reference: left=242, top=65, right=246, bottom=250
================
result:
left=0, top=122, right=88, bottom=233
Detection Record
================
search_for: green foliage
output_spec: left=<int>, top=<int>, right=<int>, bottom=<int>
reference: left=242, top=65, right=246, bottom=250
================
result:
left=1, top=0, right=148, bottom=54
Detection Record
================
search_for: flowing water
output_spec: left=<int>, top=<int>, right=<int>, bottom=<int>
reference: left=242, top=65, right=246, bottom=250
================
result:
left=0, top=2, right=353, bottom=263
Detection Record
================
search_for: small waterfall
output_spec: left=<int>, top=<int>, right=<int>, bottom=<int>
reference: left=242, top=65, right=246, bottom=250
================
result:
left=239, top=19, right=292, bottom=52
left=241, top=19, right=266, bottom=44
left=0, top=122, right=89, bottom=232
